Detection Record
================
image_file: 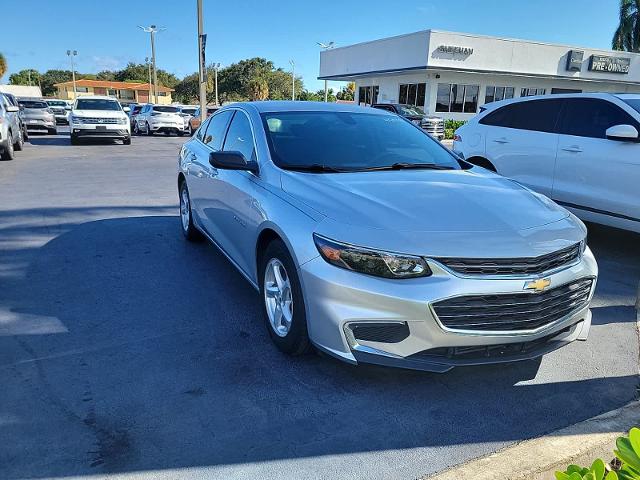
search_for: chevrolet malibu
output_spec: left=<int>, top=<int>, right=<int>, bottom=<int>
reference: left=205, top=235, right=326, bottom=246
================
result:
left=177, top=102, right=598, bottom=372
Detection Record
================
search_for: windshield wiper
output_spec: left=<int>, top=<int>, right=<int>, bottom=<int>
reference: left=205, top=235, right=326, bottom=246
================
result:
left=357, top=162, right=455, bottom=172
left=285, top=164, right=344, bottom=173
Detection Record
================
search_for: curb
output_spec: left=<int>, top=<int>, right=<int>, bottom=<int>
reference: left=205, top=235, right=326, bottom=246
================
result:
left=421, top=401, right=640, bottom=480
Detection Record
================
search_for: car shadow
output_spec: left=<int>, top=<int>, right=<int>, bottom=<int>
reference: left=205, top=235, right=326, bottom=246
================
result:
left=0, top=213, right=637, bottom=479
left=27, top=137, right=73, bottom=147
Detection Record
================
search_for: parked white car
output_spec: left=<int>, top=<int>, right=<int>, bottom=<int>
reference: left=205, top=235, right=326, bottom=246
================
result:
left=453, top=93, right=640, bottom=233
left=70, top=96, right=131, bottom=145
left=134, top=104, right=185, bottom=136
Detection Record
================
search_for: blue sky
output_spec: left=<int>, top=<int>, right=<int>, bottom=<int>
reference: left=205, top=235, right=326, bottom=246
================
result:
left=0, top=0, right=622, bottom=91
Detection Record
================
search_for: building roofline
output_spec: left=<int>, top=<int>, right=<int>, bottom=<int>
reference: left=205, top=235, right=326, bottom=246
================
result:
left=54, top=79, right=174, bottom=92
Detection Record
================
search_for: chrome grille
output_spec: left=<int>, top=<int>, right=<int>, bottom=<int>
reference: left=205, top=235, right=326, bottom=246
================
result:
left=79, top=117, right=120, bottom=124
left=436, top=243, right=581, bottom=276
left=432, top=277, right=593, bottom=332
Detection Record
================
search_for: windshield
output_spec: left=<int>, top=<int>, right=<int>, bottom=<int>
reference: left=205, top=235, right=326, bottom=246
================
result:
left=153, top=106, right=179, bottom=113
left=46, top=100, right=67, bottom=107
left=76, top=99, right=121, bottom=111
left=622, top=98, right=640, bottom=115
left=261, top=111, right=461, bottom=172
left=19, top=100, right=48, bottom=109
left=181, top=108, right=197, bottom=115
left=397, top=105, right=425, bottom=116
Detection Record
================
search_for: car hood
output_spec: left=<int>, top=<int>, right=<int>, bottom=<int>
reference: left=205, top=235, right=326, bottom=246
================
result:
left=22, top=109, right=52, bottom=119
left=72, top=110, right=127, bottom=118
left=281, top=168, right=582, bottom=257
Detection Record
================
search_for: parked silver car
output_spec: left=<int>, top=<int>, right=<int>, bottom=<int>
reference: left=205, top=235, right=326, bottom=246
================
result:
left=18, top=98, right=56, bottom=135
left=0, top=94, right=24, bottom=160
left=177, top=101, right=598, bottom=372
left=45, top=99, right=71, bottom=125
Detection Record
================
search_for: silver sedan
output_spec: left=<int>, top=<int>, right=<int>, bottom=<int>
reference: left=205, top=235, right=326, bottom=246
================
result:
left=177, top=101, right=598, bottom=372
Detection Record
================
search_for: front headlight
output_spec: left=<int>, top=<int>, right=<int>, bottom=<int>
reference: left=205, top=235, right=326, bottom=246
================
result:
left=117, top=117, right=127, bottom=125
left=71, top=115, right=81, bottom=124
left=313, top=234, right=431, bottom=279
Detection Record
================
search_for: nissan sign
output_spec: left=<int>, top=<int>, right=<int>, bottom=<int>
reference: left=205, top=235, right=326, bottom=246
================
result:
left=588, top=55, right=631, bottom=74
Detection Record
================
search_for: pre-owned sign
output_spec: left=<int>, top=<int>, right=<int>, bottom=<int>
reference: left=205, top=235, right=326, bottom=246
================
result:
left=588, top=55, right=631, bottom=74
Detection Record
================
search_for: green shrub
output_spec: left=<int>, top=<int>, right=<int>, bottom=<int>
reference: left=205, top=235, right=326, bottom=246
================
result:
left=444, top=120, right=466, bottom=131
left=444, top=128, right=455, bottom=140
left=556, top=428, right=640, bottom=480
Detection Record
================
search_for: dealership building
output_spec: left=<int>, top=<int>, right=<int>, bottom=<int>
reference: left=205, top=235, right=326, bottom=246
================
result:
left=319, top=30, right=640, bottom=120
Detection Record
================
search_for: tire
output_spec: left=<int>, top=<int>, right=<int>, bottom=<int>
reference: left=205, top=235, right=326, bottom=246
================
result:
left=22, top=127, right=29, bottom=143
left=123, top=137, right=131, bottom=145
left=133, top=122, right=139, bottom=135
left=178, top=130, right=185, bottom=137
left=70, top=135, right=80, bottom=146
left=146, top=122, right=153, bottom=136
left=259, top=240, right=311, bottom=356
left=179, top=181, right=203, bottom=242
left=164, top=131, right=170, bottom=136
left=48, top=128, right=57, bottom=135
left=14, top=131, right=23, bottom=151
left=1, top=134, right=16, bottom=160
left=186, top=124, right=193, bottom=136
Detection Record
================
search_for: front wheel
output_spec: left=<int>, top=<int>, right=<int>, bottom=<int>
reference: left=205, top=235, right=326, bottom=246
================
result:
left=47, top=128, right=57, bottom=135
left=123, top=137, right=131, bottom=145
left=1, top=135, right=15, bottom=160
left=146, top=122, right=153, bottom=136
left=179, top=181, right=203, bottom=242
left=186, top=124, right=193, bottom=136
left=14, top=131, right=24, bottom=151
left=259, top=240, right=311, bottom=356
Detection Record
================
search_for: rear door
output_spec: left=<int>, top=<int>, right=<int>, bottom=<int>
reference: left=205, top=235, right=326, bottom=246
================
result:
left=553, top=97, right=640, bottom=226
left=482, top=99, right=564, bottom=196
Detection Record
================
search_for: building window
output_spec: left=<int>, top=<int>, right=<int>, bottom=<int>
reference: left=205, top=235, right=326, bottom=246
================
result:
left=107, top=89, right=117, bottom=96
left=398, top=83, right=426, bottom=106
left=76, top=87, right=89, bottom=93
left=521, top=87, right=546, bottom=97
left=485, top=86, right=515, bottom=104
left=358, top=85, right=379, bottom=106
left=118, top=89, right=135, bottom=100
left=436, top=83, right=479, bottom=113
left=157, top=91, right=167, bottom=97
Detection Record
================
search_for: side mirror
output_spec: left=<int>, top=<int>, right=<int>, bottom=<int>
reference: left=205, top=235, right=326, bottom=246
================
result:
left=123, top=106, right=131, bottom=113
left=6, top=105, right=19, bottom=113
left=606, top=124, right=639, bottom=142
left=209, top=151, right=259, bottom=173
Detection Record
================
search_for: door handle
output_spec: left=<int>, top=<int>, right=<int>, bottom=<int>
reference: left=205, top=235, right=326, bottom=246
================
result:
left=196, top=170, right=204, bottom=178
left=189, top=153, right=197, bottom=161
left=493, top=138, right=509, bottom=144
left=562, top=146, right=583, bottom=153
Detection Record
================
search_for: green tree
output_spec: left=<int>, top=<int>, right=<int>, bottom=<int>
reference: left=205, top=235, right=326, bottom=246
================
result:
left=114, top=62, right=179, bottom=88
left=0, top=53, right=7, bottom=81
left=9, top=69, right=41, bottom=86
left=39, top=69, right=73, bottom=96
left=96, top=70, right=116, bottom=81
left=174, top=72, right=199, bottom=104
left=248, top=76, right=269, bottom=100
left=613, top=0, right=640, bottom=51
left=336, top=82, right=355, bottom=101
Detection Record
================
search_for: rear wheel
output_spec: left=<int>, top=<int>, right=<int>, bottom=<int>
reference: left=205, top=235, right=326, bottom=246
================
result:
left=1, top=135, right=16, bottom=160
left=146, top=122, right=153, bottom=136
left=14, top=131, right=23, bottom=151
left=179, top=181, right=203, bottom=242
left=259, top=240, right=311, bottom=356
left=186, top=124, right=193, bottom=136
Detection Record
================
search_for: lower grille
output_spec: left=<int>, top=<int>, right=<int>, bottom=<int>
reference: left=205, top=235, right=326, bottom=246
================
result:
left=436, top=243, right=581, bottom=276
left=432, top=277, right=593, bottom=332
left=348, top=322, right=410, bottom=343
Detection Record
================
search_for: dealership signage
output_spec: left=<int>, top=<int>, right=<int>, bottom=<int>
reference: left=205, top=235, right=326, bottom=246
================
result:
left=436, top=45, right=474, bottom=56
left=588, top=55, right=631, bottom=74
left=566, top=50, right=584, bottom=72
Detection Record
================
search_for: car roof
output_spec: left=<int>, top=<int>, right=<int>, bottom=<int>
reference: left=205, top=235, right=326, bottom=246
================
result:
left=236, top=100, right=389, bottom=115
left=75, top=95, right=120, bottom=101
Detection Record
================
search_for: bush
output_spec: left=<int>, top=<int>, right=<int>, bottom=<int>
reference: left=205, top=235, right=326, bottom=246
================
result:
left=445, top=120, right=466, bottom=131
left=444, top=128, right=455, bottom=140
left=556, top=427, right=640, bottom=480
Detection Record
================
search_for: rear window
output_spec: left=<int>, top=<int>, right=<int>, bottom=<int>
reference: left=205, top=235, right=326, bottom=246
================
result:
left=47, top=100, right=67, bottom=107
left=181, top=108, right=197, bottom=115
left=20, top=100, right=48, bottom=109
left=76, top=99, right=121, bottom=111
left=480, top=99, right=563, bottom=133
left=152, top=106, right=179, bottom=113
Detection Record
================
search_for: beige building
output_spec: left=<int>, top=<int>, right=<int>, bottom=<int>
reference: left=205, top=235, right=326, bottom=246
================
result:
left=54, top=79, right=174, bottom=104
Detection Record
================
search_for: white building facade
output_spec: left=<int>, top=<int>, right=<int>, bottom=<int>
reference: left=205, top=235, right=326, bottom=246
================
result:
left=319, top=30, right=640, bottom=120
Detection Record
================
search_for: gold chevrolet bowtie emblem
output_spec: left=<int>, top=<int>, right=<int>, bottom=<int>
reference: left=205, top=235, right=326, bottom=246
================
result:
left=524, top=278, right=551, bottom=292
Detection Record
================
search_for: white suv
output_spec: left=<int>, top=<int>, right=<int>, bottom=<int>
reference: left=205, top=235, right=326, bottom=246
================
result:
left=70, top=96, right=131, bottom=145
left=454, top=93, right=640, bottom=233
left=134, top=104, right=185, bottom=136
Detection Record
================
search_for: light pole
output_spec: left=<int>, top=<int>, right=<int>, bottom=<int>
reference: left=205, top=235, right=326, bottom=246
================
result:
left=196, top=0, right=207, bottom=121
left=289, top=60, right=295, bottom=101
left=145, top=56, right=153, bottom=102
left=317, top=41, right=334, bottom=102
left=213, top=62, right=220, bottom=106
left=138, top=25, right=164, bottom=103
left=66, top=50, right=78, bottom=99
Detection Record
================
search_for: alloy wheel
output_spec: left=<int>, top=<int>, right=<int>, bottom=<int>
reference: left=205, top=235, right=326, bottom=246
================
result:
left=264, top=258, right=293, bottom=337
left=180, top=186, right=190, bottom=232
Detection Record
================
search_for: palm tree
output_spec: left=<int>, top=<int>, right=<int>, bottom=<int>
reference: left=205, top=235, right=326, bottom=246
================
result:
left=248, top=77, right=269, bottom=101
left=612, top=0, right=640, bottom=52
left=0, top=53, right=7, bottom=81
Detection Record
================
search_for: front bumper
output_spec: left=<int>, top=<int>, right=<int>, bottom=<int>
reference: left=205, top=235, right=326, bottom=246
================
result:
left=149, top=122, right=184, bottom=133
left=300, top=247, right=598, bottom=372
left=71, top=126, right=130, bottom=139
left=25, top=119, right=56, bottom=131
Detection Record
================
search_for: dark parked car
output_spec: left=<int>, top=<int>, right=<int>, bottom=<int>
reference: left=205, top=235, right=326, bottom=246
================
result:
left=372, top=103, right=445, bottom=140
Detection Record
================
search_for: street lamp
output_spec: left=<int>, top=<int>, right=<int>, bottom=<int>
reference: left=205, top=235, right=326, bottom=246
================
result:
left=145, top=56, right=153, bottom=102
left=317, top=41, right=334, bottom=102
left=196, top=0, right=207, bottom=122
left=138, top=25, right=165, bottom=103
left=66, top=50, right=78, bottom=99
left=212, top=62, right=220, bottom=106
left=289, top=59, right=295, bottom=101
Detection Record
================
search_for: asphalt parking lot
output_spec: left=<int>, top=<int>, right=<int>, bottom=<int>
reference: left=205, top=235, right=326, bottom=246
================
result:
left=0, top=129, right=638, bottom=480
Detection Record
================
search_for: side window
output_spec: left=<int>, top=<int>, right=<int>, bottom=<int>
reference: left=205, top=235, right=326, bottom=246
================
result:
left=202, top=110, right=233, bottom=149
left=196, top=117, right=212, bottom=141
left=480, top=99, right=562, bottom=133
left=222, top=111, right=256, bottom=161
left=558, top=98, right=640, bottom=139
